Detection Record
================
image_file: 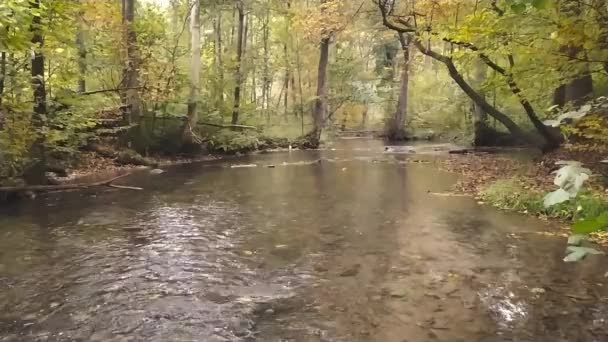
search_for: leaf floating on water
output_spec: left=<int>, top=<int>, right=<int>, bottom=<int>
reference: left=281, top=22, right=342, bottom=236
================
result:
left=563, top=246, right=605, bottom=262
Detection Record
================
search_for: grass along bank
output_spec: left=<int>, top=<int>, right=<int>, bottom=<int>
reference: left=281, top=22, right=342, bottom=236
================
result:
left=439, top=148, right=608, bottom=245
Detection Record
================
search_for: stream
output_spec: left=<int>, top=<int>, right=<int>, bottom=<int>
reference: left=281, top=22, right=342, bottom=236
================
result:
left=1, top=139, right=607, bottom=341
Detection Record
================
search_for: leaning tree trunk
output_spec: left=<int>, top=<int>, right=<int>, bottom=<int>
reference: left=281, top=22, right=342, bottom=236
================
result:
left=122, top=0, right=141, bottom=124
left=183, top=0, right=201, bottom=144
left=411, top=39, right=529, bottom=142
left=377, top=2, right=551, bottom=149
left=311, top=36, right=330, bottom=143
left=231, top=0, right=245, bottom=125
left=387, top=32, right=410, bottom=140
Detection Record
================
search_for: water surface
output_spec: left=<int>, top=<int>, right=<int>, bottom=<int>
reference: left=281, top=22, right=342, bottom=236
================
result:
left=1, top=139, right=607, bottom=341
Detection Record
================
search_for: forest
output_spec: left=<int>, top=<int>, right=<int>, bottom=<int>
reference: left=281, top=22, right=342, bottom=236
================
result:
left=4, top=1, right=608, bottom=340
left=0, top=0, right=606, bottom=187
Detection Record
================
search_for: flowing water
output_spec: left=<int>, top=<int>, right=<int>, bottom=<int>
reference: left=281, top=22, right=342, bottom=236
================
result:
left=1, top=139, right=607, bottom=342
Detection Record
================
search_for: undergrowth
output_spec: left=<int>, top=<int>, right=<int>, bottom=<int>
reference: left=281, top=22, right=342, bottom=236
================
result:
left=480, top=177, right=608, bottom=222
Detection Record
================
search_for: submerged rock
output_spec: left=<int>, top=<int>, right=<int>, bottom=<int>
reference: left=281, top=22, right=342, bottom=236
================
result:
left=339, top=264, right=360, bottom=277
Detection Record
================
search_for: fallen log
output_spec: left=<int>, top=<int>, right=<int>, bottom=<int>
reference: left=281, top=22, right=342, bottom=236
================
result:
left=197, top=122, right=258, bottom=130
left=0, top=173, right=140, bottom=193
left=108, top=184, right=144, bottom=191
left=448, top=146, right=525, bottom=154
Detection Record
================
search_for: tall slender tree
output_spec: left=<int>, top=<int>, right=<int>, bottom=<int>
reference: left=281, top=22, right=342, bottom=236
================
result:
left=213, top=9, right=225, bottom=110
left=387, top=32, right=410, bottom=140
left=121, top=0, right=141, bottom=123
left=75, top=4, right=87, bottom=93
left=312, top=34, right=330, bottom=142
left=184, top=0, right=201, bottom=143
left=231, top=0, right=245, bottom=125
left=28, top=0, right=47, bottom=182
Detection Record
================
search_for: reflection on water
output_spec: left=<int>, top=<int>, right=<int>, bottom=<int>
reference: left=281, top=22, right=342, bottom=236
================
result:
left=0, top=139, right=607, bottom=341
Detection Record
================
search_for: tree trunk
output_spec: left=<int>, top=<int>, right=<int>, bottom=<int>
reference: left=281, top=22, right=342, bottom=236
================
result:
left=230, top=5, right=236, bottom=47
left=242, top=13, right=249, bottom=103
left=0, top=52, right=6, bottom=105
left=290, top=75, right=297, bottom=116
left=183, top=0, right=201, bottom=144
left=553, top=1, right=593, bottom=107
left=122, top=0, right=141, bottom=123
left=214, top=10, right=224, bottom=110
left=566, top=74, right=593, bottom=105
left=295, top=31, right=305, bottom=132
left=231, top=0, right=245, bottom=125
left=409, top=39, right=529, bottom=142
left=284, top=68, right=290, bottom=116
left=250, top=16, right=257, bottom=105
left=360, top=104, right=369, bottom=129
left=28, top=0, right=47, bottom=183
left=471, top=59, right=491, bottom=145
left=283, top=0, right=291, bottom=117
left=31, top=1, right=46, bottom=120
left=75, top=16, right=87, bottom=93
left=262, top=4, right=271, bottom=115
left=387, top=32, right=410, bottom=140
left=553, top=47, right=593, bottom=107
left=312, top=36, right=330, bottom=142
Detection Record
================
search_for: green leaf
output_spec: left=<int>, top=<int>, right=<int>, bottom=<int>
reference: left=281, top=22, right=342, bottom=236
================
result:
left=543, top=188, right=571, bottom=208
left=531, top=0, right=549, bottom=9
left=563, top=246, right=604, bottom=262
left=552, top=162, right=591, bottom=196
left=571, top=212, right=608, bottom=234
left=511, top=2, right=527, bottom=14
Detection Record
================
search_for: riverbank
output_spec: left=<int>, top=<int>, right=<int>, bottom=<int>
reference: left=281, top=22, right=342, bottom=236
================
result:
left=6, top=132, right=315, bottom=192
left=438, top=145, right=608, bottom=244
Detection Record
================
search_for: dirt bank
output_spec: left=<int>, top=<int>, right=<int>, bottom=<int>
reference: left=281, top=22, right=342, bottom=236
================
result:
left=439, top=146, right=607, bottom=198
